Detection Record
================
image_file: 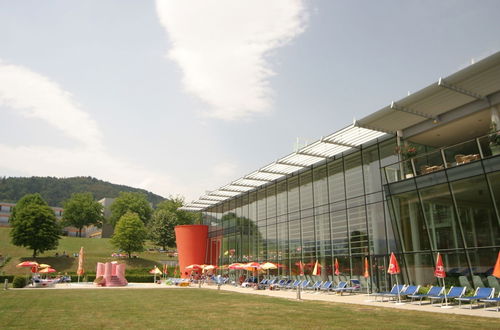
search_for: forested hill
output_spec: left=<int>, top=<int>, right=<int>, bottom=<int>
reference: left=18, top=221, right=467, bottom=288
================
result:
left=0, top=176, right=166, bottom=207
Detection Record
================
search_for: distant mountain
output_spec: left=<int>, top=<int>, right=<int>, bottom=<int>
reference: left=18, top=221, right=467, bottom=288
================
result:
left=0, top=176, right=166, bottom=207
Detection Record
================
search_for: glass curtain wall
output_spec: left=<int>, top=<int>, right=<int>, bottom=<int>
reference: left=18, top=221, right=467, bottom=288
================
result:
left=202, top=136, right=399, bottom=290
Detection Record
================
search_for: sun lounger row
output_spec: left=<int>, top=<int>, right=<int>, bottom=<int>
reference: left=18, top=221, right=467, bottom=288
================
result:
left=373, top=284, right=498, bottom=310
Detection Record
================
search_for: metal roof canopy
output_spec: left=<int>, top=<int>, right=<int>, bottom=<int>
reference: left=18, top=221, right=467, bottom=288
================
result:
left=181, top=124, right=386, bottom=211
left=356, top=51, right=500, bottom=134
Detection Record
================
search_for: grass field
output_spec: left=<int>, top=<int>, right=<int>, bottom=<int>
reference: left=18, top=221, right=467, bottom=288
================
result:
left=0, top=228, right=174, bottom=275
left=1, top=288, right=499, bottom=329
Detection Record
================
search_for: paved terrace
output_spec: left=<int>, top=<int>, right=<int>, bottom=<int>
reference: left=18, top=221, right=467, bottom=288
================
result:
left=19, top=282, right=497, bottom=319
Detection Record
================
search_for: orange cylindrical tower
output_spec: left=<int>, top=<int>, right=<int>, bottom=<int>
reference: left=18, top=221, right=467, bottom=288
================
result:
left=175, top=224, right=208, bottom=278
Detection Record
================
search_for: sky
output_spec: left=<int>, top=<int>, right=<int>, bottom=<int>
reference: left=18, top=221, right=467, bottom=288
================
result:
left=1, top=0, right=500, bottom=203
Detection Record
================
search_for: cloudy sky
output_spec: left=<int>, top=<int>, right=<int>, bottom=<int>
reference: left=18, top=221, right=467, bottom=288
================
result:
left=1, top=0, right=500, bottom=202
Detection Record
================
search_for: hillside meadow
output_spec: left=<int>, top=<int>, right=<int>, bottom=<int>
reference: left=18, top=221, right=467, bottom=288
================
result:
left=0, top=227, right=175, bottom=275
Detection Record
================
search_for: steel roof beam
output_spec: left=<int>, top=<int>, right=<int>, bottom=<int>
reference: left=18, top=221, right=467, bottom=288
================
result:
left=438, top=78, right=486, bottom=101
left=319, top=137, right=358, bottom=148
left=275, top=160, right=307, bottom=167
left=296, top=150, right=328, bottom=158
left=390, top=101, right=435, bottom=120
left=258, top=169, right=289, bottom=175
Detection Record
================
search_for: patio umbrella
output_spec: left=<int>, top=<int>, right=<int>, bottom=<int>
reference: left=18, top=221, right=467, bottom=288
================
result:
left=77, top=246, right=85, bottom=282
left=334, top=258, right=340, bottom=283
left=387, top=252, right=402, bottom=304
left=17, top=261, right=39, bottom=282
left=185, top=264, right=202, bottom=270
left=312, top=260, right=321, bottom=276
left=261, top=262, right=278, bottom=277
left=434, top=253, right=450, bottom=308
left=363, top=257, right=370, bottom=294
left=493, top=251, right=500, bottom=278
left=39, top=267, right=56, bottom=274
left=38, top=264, right=51, bottom=269
left=228, top=263, right=243, bottom=270
left=149, top=266, right=162, bottom=282
left=16, top=261, right=39, bottom=268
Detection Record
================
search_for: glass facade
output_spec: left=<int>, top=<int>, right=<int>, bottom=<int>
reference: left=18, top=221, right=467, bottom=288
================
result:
left=203, top=136, right=398, bottom=289
left=201, top=131, right=500, bottom=291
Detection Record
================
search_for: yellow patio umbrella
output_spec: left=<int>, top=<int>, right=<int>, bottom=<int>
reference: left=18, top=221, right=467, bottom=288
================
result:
left=149, top=266, right=162, bottom=283
left=260, top=262, right=278, bottom=270
left=38, top=264, right=51, bottom=269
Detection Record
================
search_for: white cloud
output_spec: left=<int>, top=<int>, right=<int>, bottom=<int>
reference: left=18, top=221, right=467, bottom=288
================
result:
left=0, top=60, right=194, bottom=199
left=0, top=60, right=102, bottom=149
left=155, top=0, right=307, bottom=120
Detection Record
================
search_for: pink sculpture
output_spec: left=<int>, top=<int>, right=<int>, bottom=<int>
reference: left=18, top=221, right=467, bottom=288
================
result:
left=94, top=262, right=128, bottom=286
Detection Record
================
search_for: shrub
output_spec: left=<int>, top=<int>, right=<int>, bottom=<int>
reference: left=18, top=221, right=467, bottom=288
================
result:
left=0, top=275, right=15, bottom=284
left=12, top=276, right=27, bottom=288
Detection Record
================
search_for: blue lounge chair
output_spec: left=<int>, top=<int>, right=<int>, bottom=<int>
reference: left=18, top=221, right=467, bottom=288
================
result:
left=428, top=286, right=466, bottom=305
left=384, top=285, right=420, bottom=302
left=285, top=280, right=301, bottom=290
left=279, top=279, right=292, bottom=289
left=306, top=280, right=323, bottom=291
left=372, top=284, right=405, bottom=302
left=335, top=279, right=362, bottom=295
left=319, top=281, right=333, bottom=292
left=299, top=280, right=310, bottom=289
left=456, top=287, right=494, bottom=309
left=408, top=286, right=444, bottom=305
left=329, top=281, right=348, bottom=294
left=481, top=292, right=500, bottom=312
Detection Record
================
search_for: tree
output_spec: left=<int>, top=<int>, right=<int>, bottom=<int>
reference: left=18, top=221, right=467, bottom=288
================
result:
left=62, top=192, right=103, bottom=237
left=111, top=212, right=147, bottom=258
left=148, top=209, right=177, bottom=250
left=148, top=197, right=200, bottom=249
left=110, top=192, right=152, bottom=226
left=9, top=193, right=48, bottom=225
left=10, top=203, right=61, bottom=257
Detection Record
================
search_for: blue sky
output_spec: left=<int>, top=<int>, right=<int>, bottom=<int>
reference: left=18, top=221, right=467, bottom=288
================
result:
left=1, top=0, right=500, bottom=202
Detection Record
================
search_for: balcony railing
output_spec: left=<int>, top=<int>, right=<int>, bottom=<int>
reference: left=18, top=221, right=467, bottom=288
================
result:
left=384, top=130, right=500, bottom=184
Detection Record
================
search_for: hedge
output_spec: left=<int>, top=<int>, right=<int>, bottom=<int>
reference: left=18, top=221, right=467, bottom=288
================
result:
left=0, top=275, right=15, bottom=283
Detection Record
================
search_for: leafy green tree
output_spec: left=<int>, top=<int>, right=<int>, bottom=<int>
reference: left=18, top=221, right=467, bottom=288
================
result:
left=148, top=197, right=200, bottom=249
left=10, top=203, right=61, bottom=257
left=148, top=209, right=177, bottom=250
left=110, top=192, right=152, bottom=226
left=9, top=193, right=48, bottom=225
left=111, top=212, right=147, bottom=258
left=62, top=192, right=103, bottom=237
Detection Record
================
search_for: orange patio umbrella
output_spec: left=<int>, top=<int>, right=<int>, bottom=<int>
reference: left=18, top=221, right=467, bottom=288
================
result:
left=493, top=251, right=500, bottom=278
left=77, top=246, right=85, bottom=282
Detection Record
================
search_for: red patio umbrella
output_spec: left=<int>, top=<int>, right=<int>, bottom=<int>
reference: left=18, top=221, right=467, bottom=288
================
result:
left=434, top=253, right=450, bottom=307
left=228, top=263, right=244, bottom=270
left=387, top=252, right=402, bottom=304
left=334, top=258, right=340, bottom=276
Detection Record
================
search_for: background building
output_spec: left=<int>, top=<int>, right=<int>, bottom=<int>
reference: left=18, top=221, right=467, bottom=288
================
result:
left=182, top=51, right=500, bottom=291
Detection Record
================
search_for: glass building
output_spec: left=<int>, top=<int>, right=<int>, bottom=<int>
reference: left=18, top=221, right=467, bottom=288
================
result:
left=182, top=51, right=500, bottom=291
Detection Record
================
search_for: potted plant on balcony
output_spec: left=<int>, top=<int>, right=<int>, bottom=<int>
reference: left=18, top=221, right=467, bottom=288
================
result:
left=489, top=122, right=500, bottom=156
left=395, top=143, right=418, bottom=178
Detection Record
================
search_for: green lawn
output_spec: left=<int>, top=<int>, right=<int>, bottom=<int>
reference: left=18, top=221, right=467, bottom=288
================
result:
left=0, top=288, right=499, bottom=329
left=0, top=227, right=174, bottom=275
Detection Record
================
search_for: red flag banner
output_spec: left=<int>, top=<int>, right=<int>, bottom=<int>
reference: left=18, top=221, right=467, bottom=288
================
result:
left=387, top=252, right=400, bottom=275
left=363, top=257, right=370, bottom=278
left=334, top=258, right=340, bottom=276
left=434, top=253, right=446, bottom=278
left=493, top=251, right=500, bottom=278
